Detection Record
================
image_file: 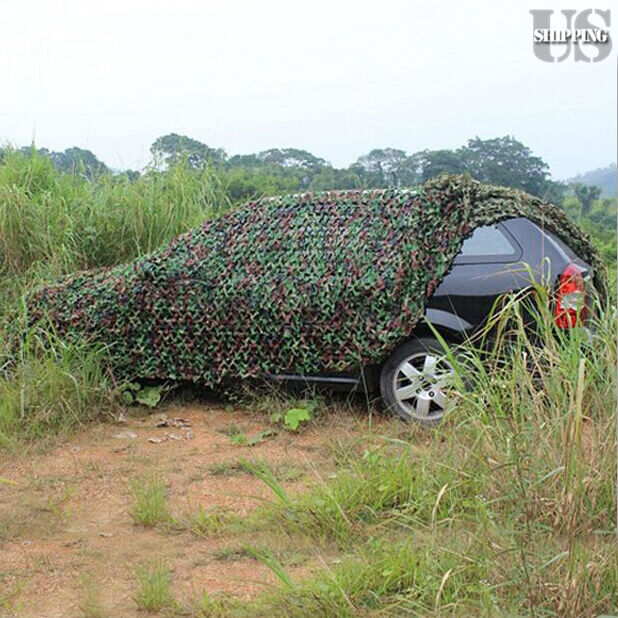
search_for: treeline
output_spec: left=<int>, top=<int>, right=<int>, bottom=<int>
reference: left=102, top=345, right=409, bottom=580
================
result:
left=4, top=134, right=564, bottom=202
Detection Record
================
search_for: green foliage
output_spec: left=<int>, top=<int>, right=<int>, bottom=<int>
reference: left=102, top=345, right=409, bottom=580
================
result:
left=120, top=382, right=165, bottom=407
left=0, top=324, right=116, bottom=447
left=79, top=575, right=106, bottom=618
left=0, top=148, right=226, bottom=277
left=572, top=182, right=601, bottom=214
left=349, top=147, right=418, bottom=188
left=415, top=148, right=467, bottom=182
left=241, top=459, right=291, bottom=506
left=459, top=135, right=555, bottom=197
left=283, top=403, right=315, bottom=431
left=227, top=427, right=278, bottom=447
left=221, top=165, right=298, bottom=204
left=151, top=133, right=227, bottom=169
left=184, top=505, right=232, bottom=537
left=246, top=547, right=296, bottom=589
left=561, top=190, right=616, bottom=276
left=18, top=144, right=109, bottom=177
left=135, top=385, right=164, bottom=408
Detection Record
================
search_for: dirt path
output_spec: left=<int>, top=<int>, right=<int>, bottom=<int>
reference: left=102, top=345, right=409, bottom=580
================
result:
left=0, top=402, right=382, bottom=617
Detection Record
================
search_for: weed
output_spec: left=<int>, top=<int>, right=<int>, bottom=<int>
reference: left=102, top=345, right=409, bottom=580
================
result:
left=184, top=505, right=232, bottom=537
left=213, top=546, right=255, bottom=562
left=240, top=459, right=291, bottom=506
left=0, top=326, right=117, bottom=448
left=134, top=562, right=176, bottom=612
left=79, top=575, right=106, bottom=618
left=189, top=590, right=232, bottom=617
left=129, top=477, right=170, bottom=527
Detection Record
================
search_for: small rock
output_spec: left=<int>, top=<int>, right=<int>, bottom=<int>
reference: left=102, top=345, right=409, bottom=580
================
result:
left=170, top=417, right=191, bottom=428
left=113, top=431, right=138, bottom=440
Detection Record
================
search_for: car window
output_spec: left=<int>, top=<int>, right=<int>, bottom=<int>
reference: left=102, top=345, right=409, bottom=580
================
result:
left=459, top=225, right=516, bottom=257
left=543, top=228, right=577, bottom=260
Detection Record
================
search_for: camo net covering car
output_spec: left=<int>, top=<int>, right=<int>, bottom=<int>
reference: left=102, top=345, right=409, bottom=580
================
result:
left=27, top=175, right=606, bottom=385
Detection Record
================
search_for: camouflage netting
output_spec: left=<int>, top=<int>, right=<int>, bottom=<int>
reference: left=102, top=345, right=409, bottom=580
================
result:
left=27, top=175, right=606, bottom=385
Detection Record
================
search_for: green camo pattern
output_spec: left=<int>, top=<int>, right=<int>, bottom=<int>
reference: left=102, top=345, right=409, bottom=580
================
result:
left=27, top=175, right=606, bottom=385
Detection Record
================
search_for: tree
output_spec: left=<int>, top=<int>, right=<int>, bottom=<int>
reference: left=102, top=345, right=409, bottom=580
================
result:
left=256, top=148, right=328, bottom=171
left=458, top=136, right=551, bottom=197
left=571, top=182, right=602, bottom=215
left=51, top=147, right=109, bottom=176
left=350, top=148, right=419, bottom=188
left=18, top=145, right=109, bottom=177
left=309, top=167, right=336, bottom=191
left=222, top=167, right=298, bottom=203
left=256, top=148, right=329, bottom=188
left=333, top=169, right=362, bottom=190
left=413, top=149, right=467, bottom=182
left=150, top=134, right=226, bottom=169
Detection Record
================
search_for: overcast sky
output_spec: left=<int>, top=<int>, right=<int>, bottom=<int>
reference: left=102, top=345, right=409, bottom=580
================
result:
left=1, top=0, right=615, bottom=178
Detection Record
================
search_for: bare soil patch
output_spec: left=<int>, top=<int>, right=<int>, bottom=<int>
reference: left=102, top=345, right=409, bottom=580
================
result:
left=0, top=402, right=383, bottom=617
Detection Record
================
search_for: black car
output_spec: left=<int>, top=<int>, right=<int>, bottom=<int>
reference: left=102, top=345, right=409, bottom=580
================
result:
left=272, top=216, right=595, bottom=423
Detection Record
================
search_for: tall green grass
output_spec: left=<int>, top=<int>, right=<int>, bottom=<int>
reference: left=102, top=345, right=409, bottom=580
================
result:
left=0, top=148, right=227, bottom=277
left=0, top=323, right=116, bottom=447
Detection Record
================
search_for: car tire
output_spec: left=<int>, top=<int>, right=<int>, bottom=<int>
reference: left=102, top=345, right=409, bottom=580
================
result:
left=380, top=337, right=457, bottom=425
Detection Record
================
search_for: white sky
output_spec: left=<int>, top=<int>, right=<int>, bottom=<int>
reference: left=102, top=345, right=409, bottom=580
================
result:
left=1, top=0, right=615, bottom=178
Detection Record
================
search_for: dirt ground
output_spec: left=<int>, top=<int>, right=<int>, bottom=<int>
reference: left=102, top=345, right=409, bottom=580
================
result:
left=0, top=401, right=386, bottom=617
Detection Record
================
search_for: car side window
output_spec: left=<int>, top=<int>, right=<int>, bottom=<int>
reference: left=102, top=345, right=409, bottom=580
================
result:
left=454, top=224, right=520, bottom=264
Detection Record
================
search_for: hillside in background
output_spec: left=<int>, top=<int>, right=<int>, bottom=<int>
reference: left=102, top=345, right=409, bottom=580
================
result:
left=568, top=163, right=616, bottom=197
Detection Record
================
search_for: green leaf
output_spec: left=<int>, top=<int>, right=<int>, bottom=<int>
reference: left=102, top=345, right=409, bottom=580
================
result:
left=284, top=407, right=311, bottom=431
left=135, top=385, right=163, bottom=408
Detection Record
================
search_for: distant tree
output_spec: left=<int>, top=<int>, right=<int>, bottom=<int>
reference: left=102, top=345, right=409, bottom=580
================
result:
left=543, top=180, right=568, bottom=205
left=413, top=149, right=467, bottom=182
left=333, top=169, right=363, bottom=190
left=119, top=169, right=141, bottom=182
left=571, top=182, right=602, bottom=215
left=309, top=167, right=336, bottom=191
left=18, top=145, right=108, bottom=177
left=256, top=148, right=328, bottom=171
left=227, top=153, right=262, bottom=168
left=256, top=148, right=329, bottom=188
left=52, top=147, right=109, bottom=176
left=350, top=148, right=419, bottom=188
left=150, top=134, right=227, bottom=169
left=458, top=136, right=551, bottom=197
left=221, top=167, right=298, bottom=203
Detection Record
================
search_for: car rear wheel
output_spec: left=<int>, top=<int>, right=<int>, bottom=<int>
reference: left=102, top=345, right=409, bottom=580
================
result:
left=380, top=337, right=456, bottom=425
